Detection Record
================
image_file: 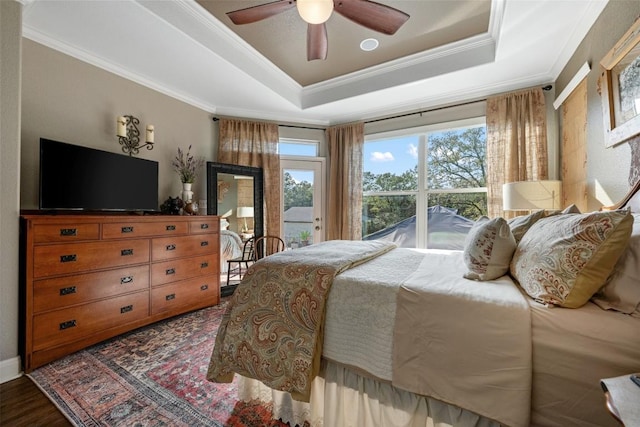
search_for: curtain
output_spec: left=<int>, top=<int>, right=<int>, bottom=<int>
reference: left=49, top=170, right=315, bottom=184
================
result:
left=217, top=118, right=281, bottom=237
left=486, top=88, right=549, bottom=218
left=326, top=122, right=364, bottom=240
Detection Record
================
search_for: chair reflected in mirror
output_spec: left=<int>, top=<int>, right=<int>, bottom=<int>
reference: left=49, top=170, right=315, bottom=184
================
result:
left=222, top=235, right=285, bottom=297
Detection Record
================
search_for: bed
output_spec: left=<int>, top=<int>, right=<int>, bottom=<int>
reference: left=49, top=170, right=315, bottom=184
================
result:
left=208, top=182, right=640, bottom=427
left=219, top=229, right=243, bottom=274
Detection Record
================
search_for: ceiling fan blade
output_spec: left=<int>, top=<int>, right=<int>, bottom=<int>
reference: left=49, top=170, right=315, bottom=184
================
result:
left=333, top=0, right=409, bottom=35
left=227, top=0, right=295, bottom=25
left=307, top=23, right=328, bottom=61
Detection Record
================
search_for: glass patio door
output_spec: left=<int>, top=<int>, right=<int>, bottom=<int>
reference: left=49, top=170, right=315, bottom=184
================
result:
left=280, top=158, right=325, bottom=249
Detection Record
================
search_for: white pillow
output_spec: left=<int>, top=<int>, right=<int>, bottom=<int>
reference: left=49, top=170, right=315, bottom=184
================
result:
left=463, top=216, right=516, bottom=281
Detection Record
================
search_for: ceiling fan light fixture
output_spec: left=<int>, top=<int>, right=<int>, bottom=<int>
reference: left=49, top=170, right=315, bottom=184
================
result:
left=297, top=0, right=333, bottom=24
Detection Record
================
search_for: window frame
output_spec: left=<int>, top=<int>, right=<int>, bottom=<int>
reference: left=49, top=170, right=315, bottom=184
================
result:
left=364, top=117, right=487, bottom=249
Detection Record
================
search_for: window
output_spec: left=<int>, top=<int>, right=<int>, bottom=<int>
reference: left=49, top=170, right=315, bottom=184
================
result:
left=279, top=139, right=318, bottom=157
left=363, top=118, right=487, bottom=249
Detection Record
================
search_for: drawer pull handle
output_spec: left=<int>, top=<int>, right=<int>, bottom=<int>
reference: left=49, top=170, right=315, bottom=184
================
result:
left=60, top=228, right=77, bottom=236
left=200, top=223, right=209, bottom=229
left=200, top=241, right=209, bottom=247
left=59, top=286, right=77, bottom=296
left=166, top=244, right=176, bottom=251
left=166, top=293, right=176, bottom=301
left=201, top=262, right=209, bottom=268
left=121, top=249, right=134, bottom=256
left=166, top=268, right=175, bottom=275
left=59, top=320, right=77, bottom=330
left=121, top=276, right=133, bottom=284
left=121, top=226, right=134, bottom=233
left=120, top=305, right=133, bottom=314
left=166, top=225, right=176, bottom=231
left=200, top=284, right=209, bottom=291
left=60, top=254, right=77, bottom=263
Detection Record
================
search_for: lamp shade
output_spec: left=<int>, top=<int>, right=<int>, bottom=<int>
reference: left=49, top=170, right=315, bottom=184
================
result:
left=297, top=0, right=333, bottom=24
left=236, top=206, right=254, bottom=218
left=503, top=180, right=562, bottom=211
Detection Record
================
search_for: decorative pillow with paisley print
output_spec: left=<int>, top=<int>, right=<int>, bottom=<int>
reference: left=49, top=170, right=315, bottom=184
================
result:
left=510, top=209, right=633, bottom=308
left=463, top=216, right=517, bottom=281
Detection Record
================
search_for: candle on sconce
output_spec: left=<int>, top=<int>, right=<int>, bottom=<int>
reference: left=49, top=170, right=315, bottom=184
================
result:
left=117, top=116, right=127, bottom=137
left=146, top=125, right=154, bottom=143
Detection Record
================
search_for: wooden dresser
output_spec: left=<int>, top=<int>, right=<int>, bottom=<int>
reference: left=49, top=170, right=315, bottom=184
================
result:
left=20, top=214, right=220, bottom=372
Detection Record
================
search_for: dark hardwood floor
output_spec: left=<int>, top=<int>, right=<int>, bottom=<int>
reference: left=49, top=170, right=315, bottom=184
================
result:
left=0, top=375, right=71, bottom=426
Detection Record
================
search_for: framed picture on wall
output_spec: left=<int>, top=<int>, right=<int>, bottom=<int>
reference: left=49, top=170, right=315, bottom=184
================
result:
left=600, top=17, right=640, bottom=148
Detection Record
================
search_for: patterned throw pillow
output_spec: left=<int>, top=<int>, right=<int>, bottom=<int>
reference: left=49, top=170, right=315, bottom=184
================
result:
left=463, top=216, right=517, bottom=281
left=510, top=210, right=633, bottom=308
left=507, top=210, right=546, bottom=243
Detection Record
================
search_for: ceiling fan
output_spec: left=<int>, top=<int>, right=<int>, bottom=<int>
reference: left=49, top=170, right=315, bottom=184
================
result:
left=226, top=0, right=410, bottom=61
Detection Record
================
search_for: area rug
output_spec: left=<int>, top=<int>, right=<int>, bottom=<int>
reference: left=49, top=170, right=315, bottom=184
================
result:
left=29, top=303, right=290, bottom=426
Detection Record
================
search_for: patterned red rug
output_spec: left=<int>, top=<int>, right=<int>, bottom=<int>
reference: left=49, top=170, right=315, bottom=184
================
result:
left=29, top=303, right=289, bottom=426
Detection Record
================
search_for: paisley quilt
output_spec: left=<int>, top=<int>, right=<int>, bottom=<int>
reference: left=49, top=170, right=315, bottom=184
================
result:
left=207, top=240, right=396, bottom=401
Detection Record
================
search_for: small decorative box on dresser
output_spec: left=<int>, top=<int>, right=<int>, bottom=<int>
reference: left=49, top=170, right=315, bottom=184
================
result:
left=20, top=214, right=220, bottom=372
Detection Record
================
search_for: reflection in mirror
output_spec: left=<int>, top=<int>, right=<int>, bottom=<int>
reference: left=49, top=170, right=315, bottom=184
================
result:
left=206, top=162, right=264, bottom=239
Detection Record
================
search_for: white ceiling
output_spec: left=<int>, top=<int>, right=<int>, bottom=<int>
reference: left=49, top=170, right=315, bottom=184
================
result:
left=21, top=0, right=608, bottom=126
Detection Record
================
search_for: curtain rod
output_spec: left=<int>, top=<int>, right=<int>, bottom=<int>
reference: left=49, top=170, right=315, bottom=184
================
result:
left=211, top=85, right=552, bottom=129
left=364, top=85, right=553, bottom=125
left=211, top=116, right=324, bottom=131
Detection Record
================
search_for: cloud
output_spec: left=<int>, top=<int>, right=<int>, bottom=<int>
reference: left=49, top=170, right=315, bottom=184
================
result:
left=370, top=151, right=394, bottom=162
left=408, top=144, right=418, bottom=158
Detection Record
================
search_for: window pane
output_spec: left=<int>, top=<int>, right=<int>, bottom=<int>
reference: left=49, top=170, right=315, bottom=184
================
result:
left=364, top=137, right=418, bottom=191
left=427, top=127, right=486, bottom=189
left=279, top=141, right=317, bottom=156
left=283, top=170, right=314, bottom=249
left=362, top=194, right=416, bottom=240
left=427, top=192, right=487, bottom=221
left=426, top=192, right=487, bottom=250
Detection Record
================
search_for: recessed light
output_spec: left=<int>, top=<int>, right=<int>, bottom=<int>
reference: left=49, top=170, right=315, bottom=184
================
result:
left=360, top=38, right=379, bottom=52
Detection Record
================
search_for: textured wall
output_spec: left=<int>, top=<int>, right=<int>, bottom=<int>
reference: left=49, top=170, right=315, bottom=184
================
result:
left=0, top=0, right=22, bottom=376
left=21, top=39, right=217, bottom=210
left=555, top=1, right=640, bottom=210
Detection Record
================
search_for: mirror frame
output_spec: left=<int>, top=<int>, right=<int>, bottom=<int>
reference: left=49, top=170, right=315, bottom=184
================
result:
left=206, top=162, right=264, bottom=239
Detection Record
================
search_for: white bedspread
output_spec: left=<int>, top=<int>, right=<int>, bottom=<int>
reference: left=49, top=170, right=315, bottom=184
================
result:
left=393, top=251, right=532, bottom=427
left=323, top=248, right=426, bottom=380
left=323, top=248, right=532, bottom=427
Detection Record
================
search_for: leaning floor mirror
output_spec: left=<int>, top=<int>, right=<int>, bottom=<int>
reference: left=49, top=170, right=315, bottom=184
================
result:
left=206, top=162, right=264, bottom=239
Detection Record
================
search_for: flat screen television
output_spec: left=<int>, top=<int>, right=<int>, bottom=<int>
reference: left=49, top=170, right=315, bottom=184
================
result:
left=39, top=138, right=159, bottom=212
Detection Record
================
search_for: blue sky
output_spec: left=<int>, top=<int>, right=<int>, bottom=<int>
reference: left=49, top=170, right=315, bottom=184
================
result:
left=282, top=135, right=422, bottom=182
left=364, top=136, right=419, bottom=175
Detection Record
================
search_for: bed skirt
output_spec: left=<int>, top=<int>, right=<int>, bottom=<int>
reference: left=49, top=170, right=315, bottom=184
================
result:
left=237, top=360, right=500, bottom=427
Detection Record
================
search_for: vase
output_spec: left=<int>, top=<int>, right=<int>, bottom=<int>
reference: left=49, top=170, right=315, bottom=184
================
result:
left=182, top=182, right=193, bottom=202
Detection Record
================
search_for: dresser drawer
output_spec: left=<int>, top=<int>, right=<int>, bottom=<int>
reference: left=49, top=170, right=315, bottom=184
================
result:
left=33, top=239, right=150, bottom=278
left=151, top=275, right=218, bottom=314
left=33, top=265, right=150, bottom=313
left=151, top=254, right=218, bottom=286
left=102, top=221, right=188, bottom=239
left=33, top=223, right=100, bottom=243
left=189, top=218, right=218, bottom=234
left=32, top=291, right=149, bottom=351
left=151, top=235, right=216, bottom=261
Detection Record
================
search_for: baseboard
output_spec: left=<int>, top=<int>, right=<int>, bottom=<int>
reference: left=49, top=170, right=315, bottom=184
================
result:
left=0, top=356, right=23, bottom=384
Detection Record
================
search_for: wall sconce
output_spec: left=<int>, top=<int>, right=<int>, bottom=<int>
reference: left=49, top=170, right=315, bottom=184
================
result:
left=117, top=115, right=154, bottom=156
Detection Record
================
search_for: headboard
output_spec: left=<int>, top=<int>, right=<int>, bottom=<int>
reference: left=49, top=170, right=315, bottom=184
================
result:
left=602, top=179, right=640, bottom=213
